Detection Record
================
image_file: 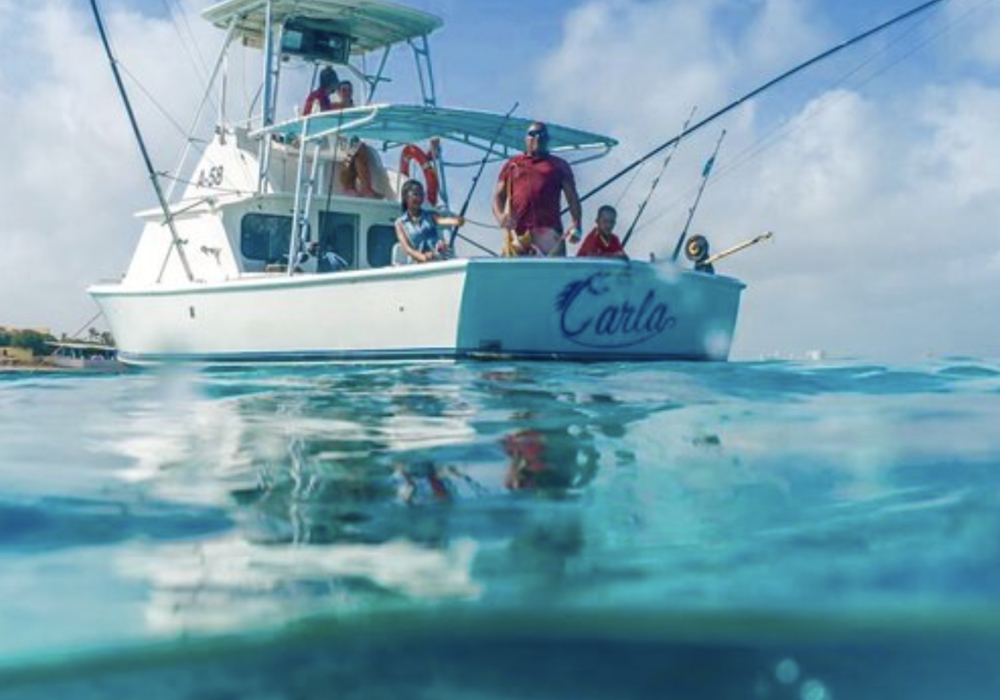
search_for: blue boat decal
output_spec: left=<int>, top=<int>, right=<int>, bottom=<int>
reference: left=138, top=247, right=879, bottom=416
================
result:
left=556, top=272, right=677, bottom=349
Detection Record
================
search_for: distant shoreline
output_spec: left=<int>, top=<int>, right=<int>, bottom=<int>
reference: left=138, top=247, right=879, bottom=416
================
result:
left=2, top=363, right=83, bottom=372
left=1, top=360, right=125, bottom=374
left=1, top=366, right=73, bottom=374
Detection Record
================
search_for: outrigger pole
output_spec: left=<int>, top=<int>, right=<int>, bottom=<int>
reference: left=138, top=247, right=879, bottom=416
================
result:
left=576, top=0, right=950, bottom=208
left=671, top=129, right=726, bottom=261
left=87, top=0, right=194, bottom=283
left=621, top=105, right=697, bottom=249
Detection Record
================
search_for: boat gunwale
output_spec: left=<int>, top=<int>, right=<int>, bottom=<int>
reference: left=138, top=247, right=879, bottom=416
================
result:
left=88, top=258, right=746, bottom=298
left=116, top=346, right=726, bottom=367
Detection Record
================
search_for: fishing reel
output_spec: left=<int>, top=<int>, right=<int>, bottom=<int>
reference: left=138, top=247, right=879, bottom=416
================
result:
left=685, top=235, right=715, bottom=273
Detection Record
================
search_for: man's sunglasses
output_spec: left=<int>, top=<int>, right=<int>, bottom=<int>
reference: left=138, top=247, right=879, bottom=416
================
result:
left=526, top=130, right=547, bottom=138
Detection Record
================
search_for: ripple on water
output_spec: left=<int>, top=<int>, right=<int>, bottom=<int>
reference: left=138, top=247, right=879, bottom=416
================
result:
left=0, top=358, right=999, bottom=695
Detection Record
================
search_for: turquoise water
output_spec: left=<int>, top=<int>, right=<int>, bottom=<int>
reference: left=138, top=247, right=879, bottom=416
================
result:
left=1, top=359, right=1000, bottom=698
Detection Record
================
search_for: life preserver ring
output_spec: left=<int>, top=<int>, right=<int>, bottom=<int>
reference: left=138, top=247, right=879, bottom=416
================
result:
left=399, top=143, right=439, bottom=206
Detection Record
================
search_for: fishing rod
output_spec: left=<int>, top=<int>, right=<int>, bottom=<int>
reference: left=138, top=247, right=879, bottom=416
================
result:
left=576, top=0, right=950, bottom=207
left=704, top=231, right=774, bottom=267
left=87, top=0, right=195, bottom=282
left=621, top=105, right=697, bottom=249
left=447, top=101, right=520, bottom=253
left=671, top=129, right=725, bottom=261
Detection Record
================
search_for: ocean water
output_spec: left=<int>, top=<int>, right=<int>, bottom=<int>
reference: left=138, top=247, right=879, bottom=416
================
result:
left=1, top=358, right=999, bottom=699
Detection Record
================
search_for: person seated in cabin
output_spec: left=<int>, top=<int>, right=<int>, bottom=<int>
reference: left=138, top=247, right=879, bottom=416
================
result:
left=394, top=179, right=463, bottom=263
left=329, top=80, right=383, bottom=199
left=492, top=121, right=582, bottom=257
left=577, top=204, right=628, bottom=259
left=302, top=66, right=340, bottom=115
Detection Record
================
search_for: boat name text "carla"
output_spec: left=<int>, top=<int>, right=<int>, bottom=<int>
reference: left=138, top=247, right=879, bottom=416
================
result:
left=556, top=272, right=677, bottom=348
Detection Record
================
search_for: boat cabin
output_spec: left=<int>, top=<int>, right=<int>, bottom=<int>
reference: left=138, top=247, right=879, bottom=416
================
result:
left=118, top=0, right=617, bottom=288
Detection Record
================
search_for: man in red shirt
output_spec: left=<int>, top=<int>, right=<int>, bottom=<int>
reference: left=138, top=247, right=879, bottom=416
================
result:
left=577, top=205, right=627, bottom=259
left=492, top=122, right=582, bottom=256
left=303, top=66, right=339, bottom=115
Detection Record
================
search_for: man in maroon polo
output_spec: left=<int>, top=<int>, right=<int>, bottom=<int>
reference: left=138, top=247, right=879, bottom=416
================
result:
left=492, top=121, right=582, bottom=256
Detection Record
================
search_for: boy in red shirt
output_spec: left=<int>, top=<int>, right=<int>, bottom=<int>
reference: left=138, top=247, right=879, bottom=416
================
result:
left=577, top=205, right=627, bottom=259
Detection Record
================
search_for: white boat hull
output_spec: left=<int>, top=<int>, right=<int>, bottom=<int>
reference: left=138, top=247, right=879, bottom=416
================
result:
left=90, top=259, right=744, bottom=365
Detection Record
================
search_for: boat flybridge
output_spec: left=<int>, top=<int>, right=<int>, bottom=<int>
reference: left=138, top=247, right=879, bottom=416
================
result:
left=88, top=0, right=745, bottom=365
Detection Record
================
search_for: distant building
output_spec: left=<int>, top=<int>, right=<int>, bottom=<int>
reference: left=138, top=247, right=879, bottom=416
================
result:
left=0, top=325, right=52, bottom=335
left=0, top=346, right=34, bottom=364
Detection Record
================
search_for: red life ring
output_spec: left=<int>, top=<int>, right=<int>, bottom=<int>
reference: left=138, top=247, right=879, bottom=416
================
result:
left=399, top=143, right=439, bottom=206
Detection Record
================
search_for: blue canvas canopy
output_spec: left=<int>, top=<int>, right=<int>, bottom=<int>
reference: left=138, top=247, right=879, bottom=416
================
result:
left=202, top=0, right=443, bottom=54
left=258, top=104, right=619, bottom=160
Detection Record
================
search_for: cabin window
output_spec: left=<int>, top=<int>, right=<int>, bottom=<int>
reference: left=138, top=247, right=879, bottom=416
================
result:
left=319, top=211, right=358, bottom=268
left=240, top=214, right=292, bottom=262
left=367, top=225, right=397, bottom=268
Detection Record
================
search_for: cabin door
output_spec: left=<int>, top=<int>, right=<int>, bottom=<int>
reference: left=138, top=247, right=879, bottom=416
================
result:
left=318, top=211, right=359, bottom=270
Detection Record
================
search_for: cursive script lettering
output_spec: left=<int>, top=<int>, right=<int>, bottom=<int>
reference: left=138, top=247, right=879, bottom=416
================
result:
left=557, top=273, right=677, bottom=348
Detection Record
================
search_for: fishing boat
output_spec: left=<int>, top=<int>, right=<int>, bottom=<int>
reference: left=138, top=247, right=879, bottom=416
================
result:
left=82, top=0, right=756, bottom=366
left=44, top=341, right=123, bottom=372
left=86, top=0, right=745, bottom=366
left=92, top=0, right=955, bottom=366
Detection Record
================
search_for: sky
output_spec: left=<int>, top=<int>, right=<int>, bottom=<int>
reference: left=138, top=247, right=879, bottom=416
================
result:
left=0, top=0, right=998, bottom=360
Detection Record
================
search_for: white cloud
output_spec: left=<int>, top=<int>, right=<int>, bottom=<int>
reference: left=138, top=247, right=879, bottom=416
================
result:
left=0, top=0, right=219, bottom=333
left=916, top=80, right=1000, bottom=201
left=948, top=0, right=1000, bottom=68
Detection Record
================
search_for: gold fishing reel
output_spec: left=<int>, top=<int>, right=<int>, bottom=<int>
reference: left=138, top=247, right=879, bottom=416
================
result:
left=685, top=235, right=710, bottom=264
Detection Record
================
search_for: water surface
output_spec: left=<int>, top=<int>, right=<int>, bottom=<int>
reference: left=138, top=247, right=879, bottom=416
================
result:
left=1, top=359, right=999, bottom=698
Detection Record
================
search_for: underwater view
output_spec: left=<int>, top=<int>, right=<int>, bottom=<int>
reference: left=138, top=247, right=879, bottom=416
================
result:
left=1, top=359, right=1000, bottom=698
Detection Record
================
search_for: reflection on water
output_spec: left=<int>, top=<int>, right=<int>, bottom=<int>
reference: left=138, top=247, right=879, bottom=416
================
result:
left=94, top=365, right=654, bottom=637
left=502, top=427, right=599, bottom=491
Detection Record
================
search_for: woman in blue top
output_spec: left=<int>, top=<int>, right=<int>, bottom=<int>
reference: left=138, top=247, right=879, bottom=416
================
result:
left=394, top=179, right=463, bottom=263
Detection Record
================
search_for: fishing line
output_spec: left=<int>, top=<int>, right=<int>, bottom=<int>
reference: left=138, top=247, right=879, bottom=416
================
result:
left=440, top=155, right=512, bottom=167
left=160, top=0, right=214, bottom=90
left=448, top=101, right=519, bottom=253
left=89, top=0, right=195, bottom=281
left=716, top=0, right=974, bottom=180
left=457, top=216, right=501, bottom=229
left=622, top=105, right=697, bottom=249
left=65, top=311, right=105, bottom=343
left=612, top=158, right=648, bottom=209
left=671, top=129, right=726, bottom=261
left=573, top=0, right=953, bottom=211
left=630, top=0, right=968, bottom=242
left=116, top=63, right=189, bottom=138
